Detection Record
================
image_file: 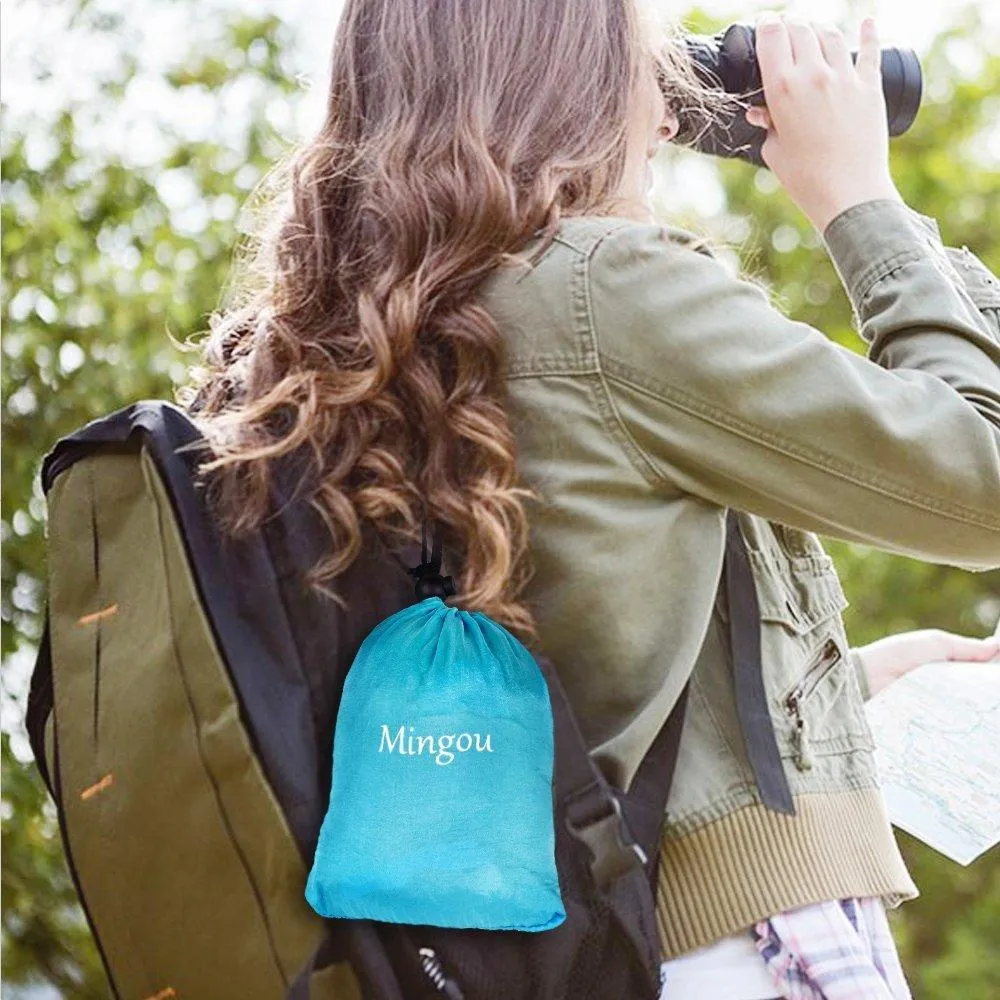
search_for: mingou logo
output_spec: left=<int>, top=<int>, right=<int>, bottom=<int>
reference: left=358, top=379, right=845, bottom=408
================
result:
left=378, top=725, right=495, bottom=766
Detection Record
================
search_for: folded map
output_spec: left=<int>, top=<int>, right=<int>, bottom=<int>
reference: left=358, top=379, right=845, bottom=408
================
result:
left=865, top=653, right=1000, bottom=866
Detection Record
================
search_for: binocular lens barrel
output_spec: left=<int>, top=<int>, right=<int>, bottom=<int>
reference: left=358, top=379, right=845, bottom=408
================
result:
left=680, top=24, right=922, bottom=165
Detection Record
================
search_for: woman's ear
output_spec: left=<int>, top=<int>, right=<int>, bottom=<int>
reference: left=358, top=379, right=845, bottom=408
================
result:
left=658, top=108, right=680, bottom=144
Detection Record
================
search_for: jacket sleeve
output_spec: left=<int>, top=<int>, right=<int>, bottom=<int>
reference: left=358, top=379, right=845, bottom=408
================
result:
left=586, top=198, right=1000, bottom=571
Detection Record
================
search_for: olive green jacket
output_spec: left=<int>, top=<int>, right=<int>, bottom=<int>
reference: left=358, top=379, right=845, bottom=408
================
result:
left=475, top=198, right=1000, bottom=958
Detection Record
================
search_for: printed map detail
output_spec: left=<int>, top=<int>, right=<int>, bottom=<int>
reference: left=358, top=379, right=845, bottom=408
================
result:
left=865, top=660, right=1000, bottom=866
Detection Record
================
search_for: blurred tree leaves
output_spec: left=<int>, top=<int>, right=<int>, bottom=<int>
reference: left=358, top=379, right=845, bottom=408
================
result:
left=1, top=735, right=107, bottom=997
left=2, top=3, right=300, bottom=994
left=2, top=1, right=998, bottom=997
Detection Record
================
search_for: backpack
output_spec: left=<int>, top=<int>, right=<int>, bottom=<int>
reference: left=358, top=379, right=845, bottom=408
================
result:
left=26, top=399, right=788, bottom=1000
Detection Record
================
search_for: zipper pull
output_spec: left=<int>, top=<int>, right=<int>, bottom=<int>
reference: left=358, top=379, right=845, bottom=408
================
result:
left=419, top=947, right=465, bottom=1000
left=786, top=689, right=814, bottom=771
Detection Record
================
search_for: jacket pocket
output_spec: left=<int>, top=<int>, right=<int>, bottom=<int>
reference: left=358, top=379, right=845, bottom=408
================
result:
left=751, top=549, right=849, bottom=636
left=778, top=636, right=843, bottom=771
left=721, top=523, right=874, bottom=771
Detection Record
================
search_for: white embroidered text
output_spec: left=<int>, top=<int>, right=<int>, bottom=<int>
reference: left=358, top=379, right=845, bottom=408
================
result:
left=378, top=725, right=494, bottom=766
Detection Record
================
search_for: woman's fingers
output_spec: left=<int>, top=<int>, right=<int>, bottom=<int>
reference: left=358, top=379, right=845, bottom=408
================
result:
left=782, top=14, right=825, bottom=69
left=855, top=16, right=882, bottom=85
left=755, top=12, right=855, bottom=77
left=745, top=106, right=774, bottom=130
left=813, top=21, right=853, bottom=74
left=755, top=11, right=794, bottom=85
left=941, top=634, right=1000, bottom=662
left=856, top=629, right=1000, bottom=698
left=748, top=11, right=896, bottom=230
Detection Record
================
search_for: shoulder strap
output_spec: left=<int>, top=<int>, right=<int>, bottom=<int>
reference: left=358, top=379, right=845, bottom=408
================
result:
left=625, top=509, right=795, bottom=883
left=723, top=508, right=795, bottom=815
left=624, top=509, right=795, bottom=896
left=618, top=686, right=690, bottom=889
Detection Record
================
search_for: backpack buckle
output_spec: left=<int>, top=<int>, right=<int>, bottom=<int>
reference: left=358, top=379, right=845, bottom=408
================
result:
left=564, top=784, right=648, bottom=889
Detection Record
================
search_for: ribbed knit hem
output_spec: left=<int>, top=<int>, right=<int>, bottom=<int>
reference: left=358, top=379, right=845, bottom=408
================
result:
left=654, top=787, right=918, bottom=959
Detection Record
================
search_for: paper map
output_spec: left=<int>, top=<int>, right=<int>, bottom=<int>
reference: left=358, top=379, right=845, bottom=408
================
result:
left=865, top=658, right=1000, bottom=866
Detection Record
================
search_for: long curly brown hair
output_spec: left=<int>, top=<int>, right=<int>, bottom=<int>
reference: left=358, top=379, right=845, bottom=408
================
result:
left=179, top=0, right=727, bottom=642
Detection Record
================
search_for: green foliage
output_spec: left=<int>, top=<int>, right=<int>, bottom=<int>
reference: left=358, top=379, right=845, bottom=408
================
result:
left=2, top=2, right=998, bottom=997
left=1, top=734, right=107, bottom=996
left=2, top=5, right=300, bottom=994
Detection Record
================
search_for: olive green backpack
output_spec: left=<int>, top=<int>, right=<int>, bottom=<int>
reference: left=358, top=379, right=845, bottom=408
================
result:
left=27, top=402, right=365, bottom=999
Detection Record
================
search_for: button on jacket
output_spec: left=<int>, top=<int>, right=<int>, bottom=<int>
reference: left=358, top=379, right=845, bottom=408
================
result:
left=473, top=199, right=1000, bottom=959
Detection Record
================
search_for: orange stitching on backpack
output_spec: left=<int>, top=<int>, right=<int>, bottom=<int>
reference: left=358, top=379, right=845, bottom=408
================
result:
left=144, top=989, right=177, bottom=1000
left=77, top=604, right=119, bottom=625
left=80, top=774, right=114, bottom=800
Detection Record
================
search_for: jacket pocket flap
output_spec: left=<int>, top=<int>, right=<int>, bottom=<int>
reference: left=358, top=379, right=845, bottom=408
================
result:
left=746, top=550, right=849, bottom=636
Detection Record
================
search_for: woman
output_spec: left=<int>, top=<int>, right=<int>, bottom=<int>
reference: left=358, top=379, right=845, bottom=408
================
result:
left=181, top=2, right=1000, bottom=997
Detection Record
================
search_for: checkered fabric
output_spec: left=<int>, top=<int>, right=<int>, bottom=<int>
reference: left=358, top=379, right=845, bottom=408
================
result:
left=750, top=897, right=913, bottom=1000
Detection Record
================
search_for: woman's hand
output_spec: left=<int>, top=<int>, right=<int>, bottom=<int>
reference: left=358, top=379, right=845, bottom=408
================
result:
left=855, top=627, right=1000, bottom=699
left=744, top=13, right=904, bottom=233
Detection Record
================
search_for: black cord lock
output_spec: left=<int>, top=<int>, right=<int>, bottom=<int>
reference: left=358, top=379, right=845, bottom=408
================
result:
left=407, top=521, right=457, bottom=600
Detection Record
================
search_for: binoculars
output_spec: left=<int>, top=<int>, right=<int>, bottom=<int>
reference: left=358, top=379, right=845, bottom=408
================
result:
left=680, top=23, right=922, bottom=166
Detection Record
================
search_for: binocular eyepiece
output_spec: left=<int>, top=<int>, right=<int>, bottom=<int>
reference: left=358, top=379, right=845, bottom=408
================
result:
left=679, top=23, right=922, bottom=166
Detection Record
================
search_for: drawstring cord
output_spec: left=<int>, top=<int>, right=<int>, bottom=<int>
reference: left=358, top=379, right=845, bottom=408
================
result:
left=407, top=520, right=457, bottom=599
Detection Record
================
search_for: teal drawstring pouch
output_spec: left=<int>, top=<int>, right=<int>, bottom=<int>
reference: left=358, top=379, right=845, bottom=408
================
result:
left=305, top=586, right=565, bottom=931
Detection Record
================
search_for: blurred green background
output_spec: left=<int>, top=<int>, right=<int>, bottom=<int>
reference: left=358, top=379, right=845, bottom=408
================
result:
left=2, top=1, right=998, bottom=997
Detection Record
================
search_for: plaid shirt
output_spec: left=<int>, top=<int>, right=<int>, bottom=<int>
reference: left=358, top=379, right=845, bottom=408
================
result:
left=750, top=897, right=913, bottom=1000
left=658, top=897, right=913, bottom=1000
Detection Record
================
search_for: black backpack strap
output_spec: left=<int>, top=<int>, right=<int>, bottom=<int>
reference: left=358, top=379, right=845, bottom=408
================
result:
left=540, top=647, right=663, bottom=986
left=26, top=612, right=55, bottom=799
left=287, top=923, right=406, bottom=1000
left=623, top=507, right=796, bottom=899
left=544, top=650, right=650, bottom=890
left=724, top=509, right=795, bottom=815
left=619, top=683, right=690, bottom=890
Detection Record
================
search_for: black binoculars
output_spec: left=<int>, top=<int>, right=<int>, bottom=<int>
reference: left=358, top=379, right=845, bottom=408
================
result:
left=680, top=23, right=922, bottom=166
